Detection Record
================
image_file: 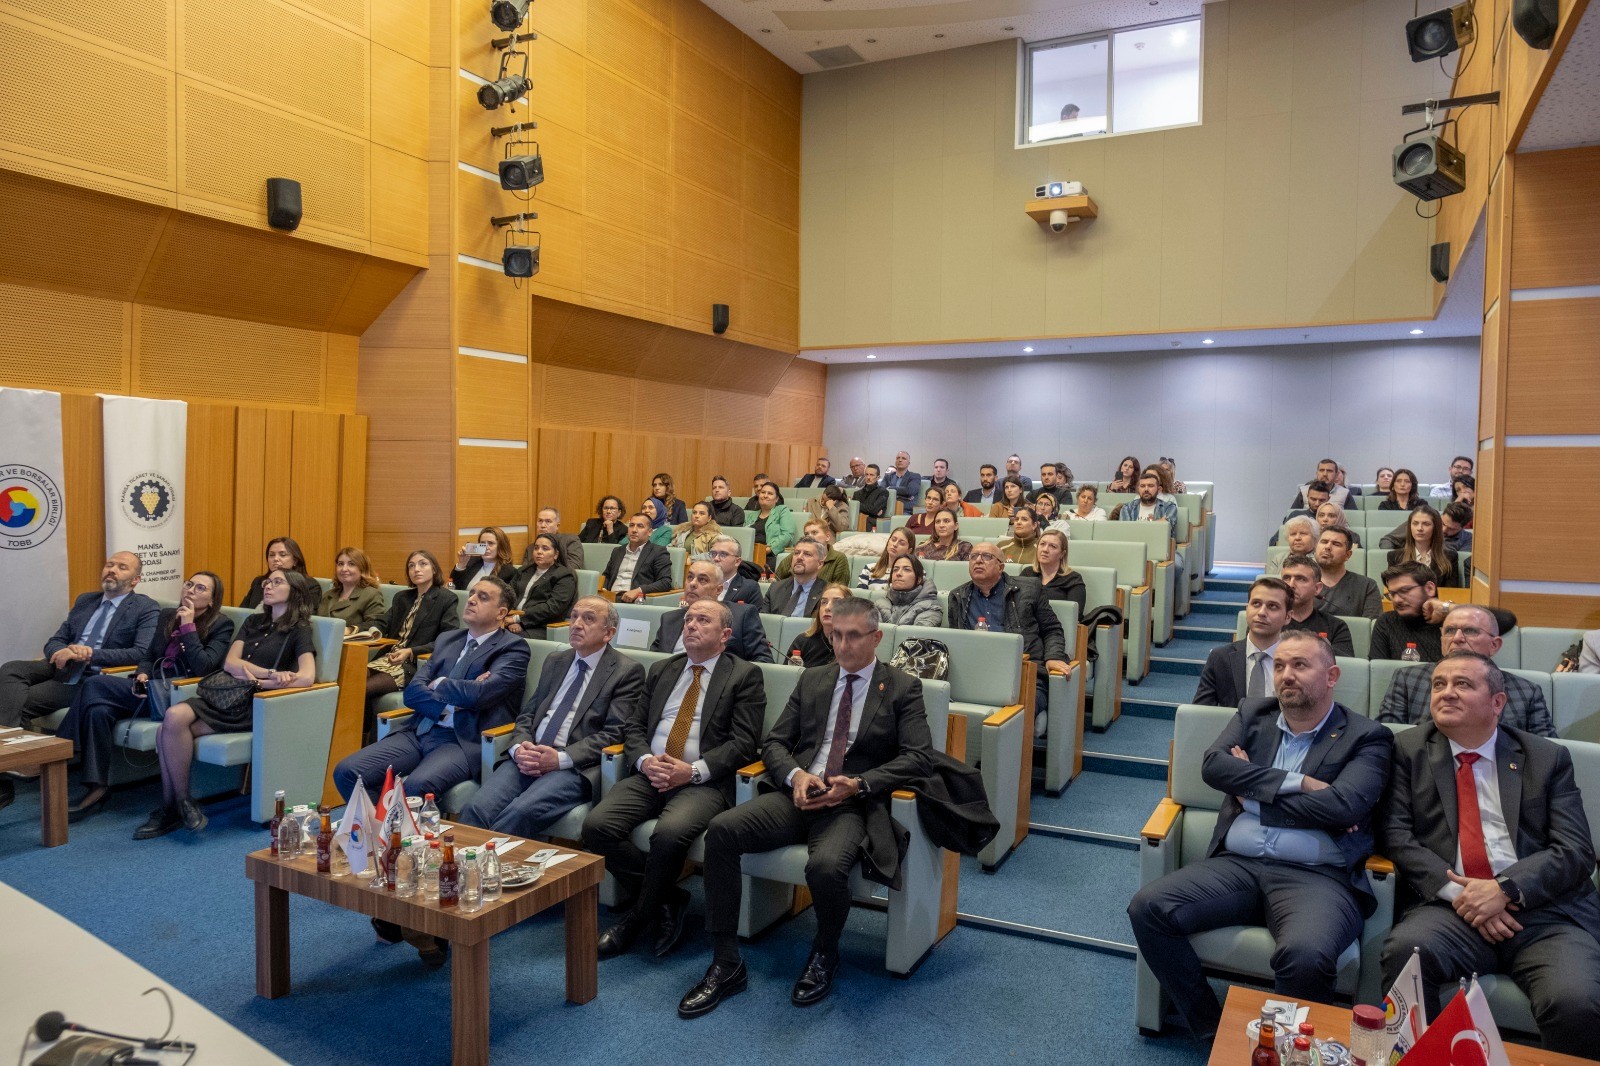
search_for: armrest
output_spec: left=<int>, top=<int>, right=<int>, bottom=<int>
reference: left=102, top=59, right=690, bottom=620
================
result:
left=738, top=760, right=767, bottom=779
left=1047, top=662, right=1074, bottom=677
left=256, top=681, right=339, bottom=699
left=1141, top=798, right=1183, bottom=842
left=362, top=638, right=399, bottom=648
left=378, top=708, right=413, bottom=720
left=1365, top=855, right=1396, bottom=877
left=601, top=743, right=624, bottom=756
left=984, top=703, right=1024, bottom=727
left=103, top=665, right=137, bottom=675
left=482, top=723, right=515, bottom=739
left=890, top=789, right=915, bottom=800
left=1133, top=584, right=1150, bottom=596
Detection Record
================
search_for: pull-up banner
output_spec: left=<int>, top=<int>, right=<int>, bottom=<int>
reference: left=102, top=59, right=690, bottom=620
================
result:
left=0, top=388, right=69, bottom=661
left=101, top=395, right=187, bottom=602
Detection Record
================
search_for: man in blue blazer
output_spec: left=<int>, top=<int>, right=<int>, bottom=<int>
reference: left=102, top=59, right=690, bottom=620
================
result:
left=654, top=561, right=773, bottom=663
left=334, top=578, right=530, bottom=803
left=1129, top=631, right=1394, bottom=1039
left=880, top=451, right=922, bottom=514
left=708, top=536, right=765, bottom=612
left=1194, top=577, right=1291, bottom=707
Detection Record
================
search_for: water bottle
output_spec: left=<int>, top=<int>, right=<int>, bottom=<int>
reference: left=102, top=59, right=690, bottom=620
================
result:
left=419, top=792, right=441, bottom=835
left=293, top=804, right=317, bottom=849
left=975, top=615, right=990, bottom=632
left=481, top=841, right=502, bottom=902
left=1401, top=642, right=1421, bottom=662
left=460, top=848, right=483, bottom=912
left=788, top=648, right=804, bottom=667
left=395, top=837, right=420, bottom=897
left=424, top=838, right=442, bottom=899
left=276, top=805, right=302, bottom=858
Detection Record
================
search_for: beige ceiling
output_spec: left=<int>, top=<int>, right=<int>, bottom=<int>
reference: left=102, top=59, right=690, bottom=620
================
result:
left=699, top=0, right=1207, bottom=72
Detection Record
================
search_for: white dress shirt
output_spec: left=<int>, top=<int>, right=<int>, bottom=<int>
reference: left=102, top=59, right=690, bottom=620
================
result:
left=1438, top=732, right=1518, bottom=901
left=641, top=653, right=721, bottom=782
left=465, top=560, right=496, bottom=589
left=527, top=648, right=605, bottom=770
left=612, top=546, right=642, bottom=592
left=1244, top=635, right=1280, bottom=698
left=787, top=664, right=874, bottom=784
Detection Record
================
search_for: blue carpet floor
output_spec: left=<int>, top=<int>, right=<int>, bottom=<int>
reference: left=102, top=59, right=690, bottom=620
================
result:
left=958, top=835, right=1140, bottom=947
left=1124, top=670, right=1202, bottom=708
left=1030, top=771, right=1167, bottom=838
left=1082, top=713, right=1174, bottom=761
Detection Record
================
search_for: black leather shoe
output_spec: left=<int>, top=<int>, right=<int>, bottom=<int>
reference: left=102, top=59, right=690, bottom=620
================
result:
left=653, top=892, right=691, bottom=958
left=179, top=797, right=208, bottom=832
left=133, top=806, right=181, bottom=840
left=415, top=936, right=449, bottom=970
left=678, top=960, right=747, bottom=1019
left=597, top=913, right=642, bottom=959
left=371, top=917, right=404, bottom=945
left=791, top=949, right=839, bottom=1007
left=67, top=786, right=109, bottom=823
left=0, top=778, right=14, bottom=812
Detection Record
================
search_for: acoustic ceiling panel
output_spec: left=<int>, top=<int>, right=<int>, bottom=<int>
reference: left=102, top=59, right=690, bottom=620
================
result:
left=545, top=298, right=656, bottom=377
left=0, top=169, right=168, bottom=301
left=0, top=280, right=127, bottom=392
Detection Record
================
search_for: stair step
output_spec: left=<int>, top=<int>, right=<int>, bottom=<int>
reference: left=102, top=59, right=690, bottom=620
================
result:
left=1122, top=700, right=1179, bottom=720
left=1174, top=624, right=1233, bottom=644
left=1081, top=750, right=1169, bottom=780
left=1150, top=657, right=1204, bottom=677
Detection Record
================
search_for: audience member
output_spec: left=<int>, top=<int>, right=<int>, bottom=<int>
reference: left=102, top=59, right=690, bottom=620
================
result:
left=749, top=482, right=797, bottom=558
left=58, top=571, right=232, bottom=820
left=655, top=500, right=723, bottom=556
left=743, top=474, right=775, bottom=511
left=925, top=458, right=954, bottom=499
left=804, top=485, right=852, bottom=534
left=508, top=534, right=578, bottom=639
left=836, top=457, right=867, bottom=489
left=1021, top=530, right=1086, bottom=615
left=998, top=506, right=1041, bottom=565
left=775, top=520, right=851, bottom=585
left=1108, top=456, right=1141, bottom=493
left=1314, top=527, right=1382, bottom=619
left=795, top=458, right=836, bottom=489
left=459, top=596, right=644, bottom=841
left=1071, top=484, right=1107, bottom=522
left=1335, top=465, right=1360, bottom=498
left=528, top=507, right=586, bottom=569
left=706, top=477, right=745, bottom=528
left=1291, top=459, right=1351, bottom=509
left=1451, top=473, right=1475, bottom=508
left=241, top=536, right=310, bottom=608
left=1115, top=469, right=1178, bottom=537
left=1377, top=606, right=1553, bottom=735
left=881, top=451, right=922, bottom=514
left=1554, top=630, right=1600, bottom=674
left=965, top=464, right=1000, bottom=507
left=1281, top=482, right=1331, bottom=528
left=582, top=599, right=764, bottom=960
left=1428, top=455, right=1473, bottom=498
left=854, top=463, right=889, bottom=531
left=1267, top=516, right=1319, bottom=575
left=1031, top=492, right=1061, bottom=530
left=1371, top=562, right=1442, bottom=662
left=646, top=473, right=689, bottom=528
left=767, top=539, right=827, bottom=618
left=364, top=550, right=459, bottom=735
left=579, top=496, right=629, bottom=544
left=140, top=570, right=319, bottom=839
left=785, top=584, right=851, bottom=667
left=1156, top=457, right=1186, bottom=494
left=942, top=482, right=982, bottom=518
left=684, top=597, right=932, bottom=1017
left=988, top=475, right=1027, bottom=519
left=707, top=536, right=764, bottom=611
left=878, top=555, right=942, bottom=627
left=1441, top=501, right=1474, bottom=552
left=451, top=526, right=517, bottom=591
left=655, top=561, right=772, bottom=663
left=1129, top=632, right=1393, bottom=1040
left=1379, top=652, right=1600, bottom=1057
left=904, top=488, right=944, bottom=536
left=317, top=547, right=385, bottom=634
left=1374, top=467, right=1395, bottom=495
left=856, top=528, right=915, bottom=590
left=916, top=509, right=972, bottom=562
left=604, top=514, right=674, bottom=603
left=1003, top=453, right=1033, bottom=492
left=1381, top=467, right=1425, bottom=511
left=1195, top=577, right=1291, bottom=707
left=947, top=543, right=1067, bottom=737
left=1314, top=501, right=1360, bottom=547
left=1029, top=462, right=1065, bottom=504
left=1386, top=504, right=1460, bottom=588
left=1277, top=555, right=1354, bottom=656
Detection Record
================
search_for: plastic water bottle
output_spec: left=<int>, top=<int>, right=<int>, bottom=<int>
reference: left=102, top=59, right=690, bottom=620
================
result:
left=975, top=615, right=990, bottom=632
left=276, top=804, right=302, bottom=858
left=788, top=648, right=804, bottom=667
left=419, top=793, right=441, bottom=835
left=423, top=838, right=442, bottom=899
left=481, top=841, right=502, bottom=902
left=395, top=837, right=420, bottom=897
left=460, top=848, right=483, bottom=912
left=1401, top=642, right=1421, bottom=662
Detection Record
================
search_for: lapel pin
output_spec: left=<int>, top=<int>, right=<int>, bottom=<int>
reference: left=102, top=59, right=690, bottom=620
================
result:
left=1509, top=762, right=1518, bottom=770
left=878, top=682, right=885, bottom=692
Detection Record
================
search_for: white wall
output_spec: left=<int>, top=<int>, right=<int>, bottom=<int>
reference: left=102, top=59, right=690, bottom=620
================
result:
left=820, top=338, right=1480, bottom=563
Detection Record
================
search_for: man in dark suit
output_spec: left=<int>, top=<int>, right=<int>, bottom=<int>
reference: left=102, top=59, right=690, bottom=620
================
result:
left=708, top=536, right=765, bottom=612
left=1128, top=632, right=1394, bottom=1039
left=764, top=538, right=825, bottom=619
left=680, top=596, right=934, bottom=1017
left=1378, top=605, right=1554, bottom=735
left=795, top=458, right=836, bottom=488
left=0, top=551, right=160, bottom=809
left=334, top=578, right=530, bottom=802
left=603, top=513, right=674, bottom=603
left=460, top=596, right=645, bottom=837
left=528, top=507, right=585, bottom=570
left=1195, top=577, right=1291, bottom=707
left=854, top=463, right=889, bottom=532
left=964, top=463, right=1000, bottom=507
left=654, top=561, right=772, bottom=663
left=581, top=599, right=765, bottom=959
left=836, top=457, right=867, bottom=489
left=880, top=451, right=921, bottom=514
left=1277, top=555, right=1354, bottom=657
left=1380, top=652, right=1600, bottom=1054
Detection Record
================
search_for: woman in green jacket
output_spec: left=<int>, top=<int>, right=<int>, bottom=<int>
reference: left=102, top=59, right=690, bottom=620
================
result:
left=750, top=482, right=797, bottom=557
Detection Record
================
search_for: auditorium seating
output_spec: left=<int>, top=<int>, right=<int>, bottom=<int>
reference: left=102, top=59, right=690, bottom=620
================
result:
left=1069, top=540, right=1153, bottom=683
left=1231, top=610, right=1375, bottom=659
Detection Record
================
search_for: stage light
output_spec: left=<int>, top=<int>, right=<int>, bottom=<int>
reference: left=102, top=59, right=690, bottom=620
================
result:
left=499, top=143, right=543, bottom=190
left=503, top=243, right=539, bottom=277
left=1392, top=132, right=1466, bottom=201
left=1406, top=3, right=1473, bottom=62
left=491, top=0, right=530, bottom=32
left=479, top=73, right=530, bottom=109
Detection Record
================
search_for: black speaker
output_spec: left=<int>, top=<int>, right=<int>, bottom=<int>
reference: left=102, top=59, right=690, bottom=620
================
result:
left=1429, top=242, right=1451, bottom=283
left=712, top=304, right=729, bottom=335
left=1512, top=0, right=1558, bottom=48
left=266, top=178, right=302, bottom=231
left=1393, top=135, right=1466, bottom=201
left=503, top=245, right=539, bottom=278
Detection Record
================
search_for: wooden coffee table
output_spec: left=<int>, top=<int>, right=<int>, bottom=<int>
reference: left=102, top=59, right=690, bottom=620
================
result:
left=246, top=825, right=604, bottom=1066
left=0, top=731, right=73, bottom=847
left=1209, top=986, right=1600, bottom=1065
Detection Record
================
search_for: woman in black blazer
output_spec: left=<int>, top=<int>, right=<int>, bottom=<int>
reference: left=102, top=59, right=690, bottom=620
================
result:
left=1378, top=468, right=1426, bottom=511
left=365, top=550, right=461, bottom=731
left=449, top=525, right=518, bottom=590
left=240, top=536, right=310, bottom=608
left=578, top=495, right=628, bottom=544
left=507, top=534, right=578, bottom=639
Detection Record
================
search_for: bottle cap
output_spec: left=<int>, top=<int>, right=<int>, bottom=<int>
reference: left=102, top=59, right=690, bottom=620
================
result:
left=1294, top=1037, right=1310, bottom=1050
left=1298, top=1023, right=1315, bottom=1036
left=1405, top=642, right=1417, bottom=647
left=1352, top=1004, right=1385, bottom=1030
left=486, top=841, right=496, bottom=851
left=463, top=849, right=476, bottom=861
left=425, top=793, right=435, bottom=800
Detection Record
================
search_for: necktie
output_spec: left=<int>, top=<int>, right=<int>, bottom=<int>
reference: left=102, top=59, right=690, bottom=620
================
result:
left=536, top=658, right=589, bottom=747
left=664, top=665, right=704, bottom=760
left=823, top=674, right=857, bottom=779
left=792, top=584, right=810, bottom=617
left=449, top=637, right=480, bottom=680
left=1455, top=752, right=1495, bottom=879
left=80, top=599, right=115, bottom=650
left=1247, top=651, right=1269, bottom=698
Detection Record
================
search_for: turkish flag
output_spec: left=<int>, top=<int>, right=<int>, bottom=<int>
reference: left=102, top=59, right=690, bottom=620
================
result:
left=372, top=765, right=396, bottom=823
left=1398, top=981, right=1510, bottom=1066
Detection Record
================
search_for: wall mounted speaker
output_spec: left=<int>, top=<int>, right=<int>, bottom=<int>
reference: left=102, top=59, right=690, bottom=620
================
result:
left=1393, top=135, right=1466, bottom=201
left=1429, top=241, right=1451, bottom=283
left=266, top=178, right=302, bottom=231
left=712, top=303, right=729, bottom=335
left=1512, top=0, right=1558, bottom=48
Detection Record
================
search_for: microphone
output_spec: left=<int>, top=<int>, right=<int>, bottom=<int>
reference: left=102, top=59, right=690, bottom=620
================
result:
left=33, top=1011, right=195, bottom=1051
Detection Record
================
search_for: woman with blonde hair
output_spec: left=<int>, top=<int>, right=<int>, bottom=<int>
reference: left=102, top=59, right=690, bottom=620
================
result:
left=857, top=527, right=916, bottom=590
left=318, top=547, right=386, bottom=634
left=784, top=583, right=851, bottom=667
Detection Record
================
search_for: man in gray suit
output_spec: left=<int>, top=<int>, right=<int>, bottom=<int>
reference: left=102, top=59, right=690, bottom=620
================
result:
left=528, top=507, right=586, bottom=570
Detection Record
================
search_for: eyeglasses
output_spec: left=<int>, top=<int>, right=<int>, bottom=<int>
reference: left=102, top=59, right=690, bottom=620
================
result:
left=1441, top=625, right=1488, bottom=639
left=181, top=580, right=209, bottom=591
left=1382, top=584, right=1423, bottom=600
left=262, top=577, right=289, bottom=588
left=969, top=552, right=1003, bottom=564
left=706, top=550, right=734, bottom=559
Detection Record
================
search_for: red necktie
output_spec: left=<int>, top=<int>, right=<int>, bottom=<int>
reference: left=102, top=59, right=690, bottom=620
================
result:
left=1455, top=752, right=1494, bottom=880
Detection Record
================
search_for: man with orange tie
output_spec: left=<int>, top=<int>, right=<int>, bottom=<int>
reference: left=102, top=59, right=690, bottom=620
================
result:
left=1380, top=651, right=1600, bottom=1056
left=581, top=599, right=765, bottom=960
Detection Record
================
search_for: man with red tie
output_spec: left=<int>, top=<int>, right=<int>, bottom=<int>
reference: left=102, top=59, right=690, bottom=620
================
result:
left=1380, top=651, right=1600, bottom=1056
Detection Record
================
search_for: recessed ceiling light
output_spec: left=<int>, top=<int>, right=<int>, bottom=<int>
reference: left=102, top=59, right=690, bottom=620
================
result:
left=866, top=353, right=877, bottom=359
left=1170, top=28, right=1188, bottom=46
left=1022, top=346, right=1034, bottom=353
left=865, top=37, right=876, bottom=43
left=1201, top=338, right=1214, bottom=345
left=1409, top=328, right=1425, bottom=335
left=760, top=27, right=770, bottom=33
left=1003, top=25, right=1014, bottom=31
left=934, top=33, right=945, bottom=38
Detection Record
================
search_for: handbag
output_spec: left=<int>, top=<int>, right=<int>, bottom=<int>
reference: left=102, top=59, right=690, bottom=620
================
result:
left=144, top=675, right=177, bottom=720
left=196, top=626, right=290, bottom=714
left=888, top=638, right=950, bottom=681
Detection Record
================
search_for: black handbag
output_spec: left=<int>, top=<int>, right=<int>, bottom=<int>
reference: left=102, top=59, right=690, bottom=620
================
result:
left=196, top=627, right=290, bottom=714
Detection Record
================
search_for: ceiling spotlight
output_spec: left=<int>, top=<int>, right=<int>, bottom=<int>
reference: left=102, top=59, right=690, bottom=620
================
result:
left=760, top=28, right=771, bottom=33
left=865, top=37, right=876, bottom=43
left=1003, top=26, right=1014, bottom=31
left=479, top=47, right=532, bottom=110
left=490, top=0, right=530, bottom=32
left=866, top=353, right=877, bottom=360
left=503, top=242, right=539, bottom=278
left=1406, top=3, right=1474, bottom=62
left=1023, top=346, right=1034, bottom=353
left=1393, top=132, right=1466, bottom=200
left=934, top=33, right=944, bottom=38
left=499, top=141, right=543, bottom=190
left=1201, top=338, right=1214, bottom=345
left=1409, top=329, right=1425, bottom=335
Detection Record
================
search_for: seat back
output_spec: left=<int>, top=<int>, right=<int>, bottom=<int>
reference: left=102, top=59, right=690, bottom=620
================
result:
left=1068, top=540, right=1148, bottom=591
left=1334, top=657, right=1370, bottom=715
left=759, top=612, right=785, bottom=651
left=1553, top=674, right=1600, bottom=742
left=1506, top=668, right=1554, bottom=712
left=379, top=583, right=406, bottom=608
left=754, top=662, right=804, bottom=736
left=1519, top=627, right=1584, bottom=673
left=573, top=569, right=600, bottom=599
left=890, top=625, right=1022, bottom=708
left=666, top=546, right=687, bottom=587
left=778, top=616, right=816, bottom=656
left=1171, top=704, right=1235, bottom=861
left=1074, top=565, right=1119, bottom=612
left=522, top=638, right=568, bottom=693
left=921, top=558, right=974, bottom=593
left=1099, top=491, right=1137, bottom=515
left=950, top=516, right=1012, bottom=540
left=610, top=602, right=674, bottom=647
left=718, top=525, right=755, bottom=560
left=615, top=647, right=675, bottom=671
left=1090, top=520, right=1173, bottom=563
left=1367, top=659, right=1429, bottom=719
left=580, top=542, right=616, bottom=573
left=1551, top=739, right=1600, bottom=866
left=1344, top=616, right=1373, bottom=659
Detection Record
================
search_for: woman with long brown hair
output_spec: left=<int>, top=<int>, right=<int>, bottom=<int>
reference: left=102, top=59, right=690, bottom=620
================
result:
left=916, top=509, right=972, bottom=562
left=365, top=550, right=459, bottom=735
left=240, top=536, right=309, bottom=609
left=857, top=527, right=916, bottom=590
left=1108, top=455, right=1142, bottom=493
left=1380, top=468, right=1425, bottom=511
left=450, top=526, right=517, bottom=590
left=1386, top=504, right=1460, bottom=587
left=989, top=475, right=1027, bottom=519
left=318, top=547, right=386, bottom=634
left=646, top=472, right=688, bottom=528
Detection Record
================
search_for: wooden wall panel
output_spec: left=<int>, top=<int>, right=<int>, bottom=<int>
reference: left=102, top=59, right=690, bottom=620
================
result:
left=231, top=406, right=269, bottom=598
left=60, top=394, right=104, bottom=594
left=325, top=334, right=359, bottom=414
left=185, top=403, right=237, bottom=589
left=457, top=354, right=531, bottom=439
left=366, top=442, right=451, bottom=537
left=261, top=409, right=295, bottom=552
left=0, top=283, right=129, bottom=395
left=357, top=347, right=454, bottom=442
left=1497, top=448, right=1600, bottom=582
left=1510, top=146, right=1600, bottom=289
left=1495, top=592, right=1600, bottom=630
left=371, top=44, right=428, bottom=159
left=1504, top=298, right=1600, bottom=434
left=456, top=444, right=530, bottom=527
left=370, top=145, right=429, bottom=258
left=136, top=306, right=324, bottom=408
left=289, top=411, right=344, bottom=571
left=456, top=263, right=530, bottom=355
left=337, top=414, right=368, bottom=554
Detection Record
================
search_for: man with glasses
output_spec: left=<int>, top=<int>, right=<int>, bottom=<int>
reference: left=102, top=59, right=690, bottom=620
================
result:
left=1377, top=605, right=1554, bottom=734
left=774, top=519, right=851, bottom=586
left=1370, top=562, right=1442, bottom=662
left=948, top=543, right=1067, bottom=737
left=707, top=535, right=764, bottom=611
left=837, top=457, right=868, bottom=489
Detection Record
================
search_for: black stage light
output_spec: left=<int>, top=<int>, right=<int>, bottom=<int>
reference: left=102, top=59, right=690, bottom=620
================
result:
left=1393, top=133, right=1466, bottom=201
left=503, top=243, right=539, bottom=278
left=479, top=74, right=531, bottom=110
left=499, top=145, right=543, bottom=190
left=1406, top=3, right=1474, bottom=62
left=491, top=0, right=530, bottom=32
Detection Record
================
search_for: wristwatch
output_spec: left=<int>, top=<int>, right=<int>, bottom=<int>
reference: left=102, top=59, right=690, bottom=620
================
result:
left=690, top=765, right=704, bottom=785
left=1495, top=875, right=1522, bottom=907
left=855, top=776, right=869, bottom=796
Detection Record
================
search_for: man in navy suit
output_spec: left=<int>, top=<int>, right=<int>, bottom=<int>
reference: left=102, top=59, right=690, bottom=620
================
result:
left=1194, top=577, right=1291, bottom=707
left=880, top=451, right=922, bottom=514
left=603, top=513, right=674, bottom=603
left=334, top=578, right=530, bottom=803
left=0, top=551, right=160, bottom=808
left=654, top=561, right=773, bottom=663
left=795, top=458, right=836, bottom=488
left=1129, top=631, right=1394, bottom=1039
left=708, top=536, right=765, bottom=612
left=460, top=596, right=644, bottom=839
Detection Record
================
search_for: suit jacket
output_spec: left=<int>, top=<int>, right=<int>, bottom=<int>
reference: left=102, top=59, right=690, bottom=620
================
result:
left=796, top=473, right=836, bottom=488
left=720, top=573, right=766, bottom=612
left=964, top=487, right=998, bottom=505
left=1194, top=639, right=1251, bottom=707
left=449, top=561, right=518, bottom=591
left=881, top=470, right=922, bottom=510
left=400, top=627, right=531, bottom=755
left=854, top=485, right=889, bottom=528
left=510, top=563, right=578, bottom=631
left=1377, top=664, right=1555, bottom=735
left=577, top=518, right=627, bottom=544
left=622, top=653, right=766, bottom=798
left=522, top=533, right=585, bottom=571
left=766, top=575, right=824, bottom=619
left=761, top=661, right=934, bottom=798
left=378, top=586, right=460, bottom=676
left=44, top=591, right=162, bottom=682
left=654, top=603, right=773, bottom=662
left=508, top=645, right=645, bottom=793
left=1204, top=698, right=1394, bottom=912
left=1383, top=722, right=1600, bottom=932
left=137, top=609, right=236, bottom=679
left=602, top=541, right=673, bottom=596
